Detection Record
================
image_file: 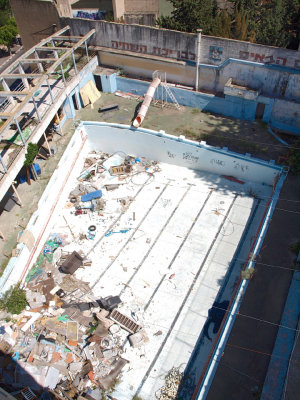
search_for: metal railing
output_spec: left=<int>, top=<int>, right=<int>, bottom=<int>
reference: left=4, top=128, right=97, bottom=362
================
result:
left=0, top=52, right=97, bottom=182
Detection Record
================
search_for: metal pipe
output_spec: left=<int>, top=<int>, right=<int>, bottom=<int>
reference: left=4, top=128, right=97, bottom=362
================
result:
left=133, top=77, right=161, bottom=128
left=60, top=63, right=66, bottom=85
left=46, top=77, right=54, bottom=103
left=43, top=132, right=52, bottom=156
left=34, top=50, right=44, bottom=72
left=0, top=154, right=8, bottom=173
left=12, top=183, right=23, bottom=207
left=85, top=41, right=90, bottom=62
left=195, top=29, right=202, bottom=92
left=15, top=118, right=26, bottom=145
left=2, top=79, right=16, bottom=106
left=72, top=50, right=78, bottom=75
left=32, top=97, right=41, bottom=122
left=56, top=112, right=63, bottom=135
left=18, top=63, right=29, bottom=89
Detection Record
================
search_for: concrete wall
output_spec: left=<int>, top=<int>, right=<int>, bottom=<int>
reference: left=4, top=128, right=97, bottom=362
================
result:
left=112, top=0, right=124, bottom=20
left=270, top=100, right=300, bottom=135
left=60, top=18, right=300, bottom=69
left=116, top=75, right=257, bottom=121
left=11, top=0, right=71, bottom=49
left=97, top=50, right=194, bottom=85
left=124, top=0, right=158, bottom=25
left=124, top=0, right=158, bottom=14
left=98, top=49, right=300, bottom=102
left=83, top=122, right=282, bottom=184
left=114, top=76, right=300, bottom=134
left=198, top=60, right=300, bottom=101
left=11, top=0, right=59, bottom=49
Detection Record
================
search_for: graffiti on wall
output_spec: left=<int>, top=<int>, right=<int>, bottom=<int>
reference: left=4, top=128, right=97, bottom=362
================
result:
left=73, top=9, right=106, bottom=20
left=111, top=40, right=195, bottom=61
left=239, top=51, right=300, bottom=69
left=209, top=46, right=223, bottom=61
left=109, top=40, right=300, bottom=69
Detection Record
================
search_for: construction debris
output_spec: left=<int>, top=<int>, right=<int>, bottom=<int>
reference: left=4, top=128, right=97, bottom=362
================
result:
left=156, top=367, right=183, bottom=400
left=0, top=150, right=162, bottom=399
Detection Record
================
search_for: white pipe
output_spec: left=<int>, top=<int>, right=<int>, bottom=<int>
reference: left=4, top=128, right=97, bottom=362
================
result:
left=133, top=77, right=161, bottom=127
left=195, top=29, right=202, bottom=92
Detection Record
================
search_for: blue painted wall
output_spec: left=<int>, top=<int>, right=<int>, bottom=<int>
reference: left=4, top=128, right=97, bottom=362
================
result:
left=115, top=76, right=300, bottom=134
left=116, top=76, right=257, bottom=121
left=101, top=73, right=117, bottom=93
left=63, top=65, right=97, bottom=120
left=196, top=58, right=300, bottom=102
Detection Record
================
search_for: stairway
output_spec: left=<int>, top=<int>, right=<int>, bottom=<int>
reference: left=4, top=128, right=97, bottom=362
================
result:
left=160, top=82, right=181, bottom=110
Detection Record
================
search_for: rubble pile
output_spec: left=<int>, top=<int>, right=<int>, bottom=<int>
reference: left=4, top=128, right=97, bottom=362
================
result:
left=0, top=151, right=162, bottom=399
left=156, top=367, right=183, bottom=400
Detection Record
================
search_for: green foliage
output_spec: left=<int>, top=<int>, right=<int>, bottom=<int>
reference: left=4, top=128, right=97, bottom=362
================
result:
left=232, top=9, right=248, bottom=40
left=241, top=267, right=255, bottom=280
left=213, top=10, right=232, bottom=38
left=288, top=140, right=300, bottom=175
left=157, top=0, right=218, bottom=34
left=290, top=241, right=300, bottom=255
left=24, top=143, right=38, bottom=166
left=0, top=14, right=17, bottom=48
left=0, top=284, right=27, bottom=315
left=256, top=0, right=288, bottom=47
left=157, top=0, right=299, bottom=48
left=0, top=0, right=10, bottom=11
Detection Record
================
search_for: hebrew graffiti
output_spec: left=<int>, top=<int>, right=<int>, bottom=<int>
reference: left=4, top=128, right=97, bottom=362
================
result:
left=111, top=41, right=195, bottom=61
left=238, top=51, right=293, bottom=67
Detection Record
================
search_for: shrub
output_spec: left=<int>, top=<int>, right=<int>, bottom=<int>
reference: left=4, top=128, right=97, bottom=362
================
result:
left=290, top=242, right=300, bottom=255
left=241, top=267, right=255, bottom=280
left=24, top=142, right=38, bottom=166
left=288, top=140, right=300, bottom=175
left=0, top=284, right=27, bottom=314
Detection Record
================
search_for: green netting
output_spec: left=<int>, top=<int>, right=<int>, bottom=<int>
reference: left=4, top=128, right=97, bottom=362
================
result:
left=25, top=265, right=43, bottom=283
left=7, top=127, right=31, bottom=144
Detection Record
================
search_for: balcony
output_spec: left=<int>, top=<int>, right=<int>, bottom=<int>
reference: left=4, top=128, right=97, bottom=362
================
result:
left=0, top=26, right=96, bottom=193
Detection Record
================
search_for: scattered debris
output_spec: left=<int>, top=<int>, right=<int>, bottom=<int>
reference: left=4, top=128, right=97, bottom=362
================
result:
left=156, top=367, right=183, bottom=400
left=98, top=104, right=119, bottom=113
left=221, top=175, right=245, bottom=184
left=0, top=150, right=162, bottom=399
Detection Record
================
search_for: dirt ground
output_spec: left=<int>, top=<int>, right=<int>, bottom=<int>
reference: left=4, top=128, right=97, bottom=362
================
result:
left=78, top=92, right=292, bottom=163
left=0, top=126, right=76, bottom=271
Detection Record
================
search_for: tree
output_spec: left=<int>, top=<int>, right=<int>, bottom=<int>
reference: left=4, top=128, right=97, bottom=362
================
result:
left=232, top=9, right=248, bottom=41
left=213, top=10, right=232, bottom=38
left=157, top=0, right=218, bottom=34
left=256, top=0, right=288, bottom=47
left=0, top=22, right=17, bottom=51
left=24, top=143, right=39, bottom=185
left=0, top=0, right=17, bottom=53
left=157, top=0, right=299, bottom=49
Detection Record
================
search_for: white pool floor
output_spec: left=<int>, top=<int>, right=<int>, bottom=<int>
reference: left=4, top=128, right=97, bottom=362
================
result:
left=51, top=160, right=272, bottom=399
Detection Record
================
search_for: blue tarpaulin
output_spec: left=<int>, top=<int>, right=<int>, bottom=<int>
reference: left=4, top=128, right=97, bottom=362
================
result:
left=18, top=163, right=41, bottom=184
left=81, top=190, right=102, bottom=202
